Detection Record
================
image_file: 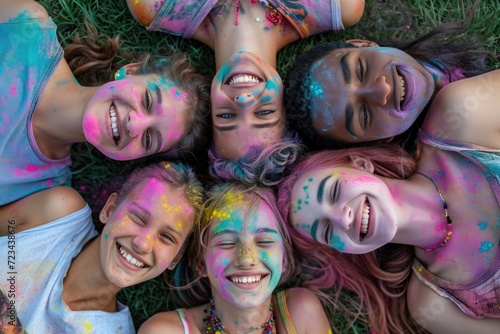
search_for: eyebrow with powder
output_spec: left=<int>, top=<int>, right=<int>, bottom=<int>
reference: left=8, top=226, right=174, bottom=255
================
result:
left=213, top=118, right=281, bottom=132
left=317, top=175, right=332, bottom=203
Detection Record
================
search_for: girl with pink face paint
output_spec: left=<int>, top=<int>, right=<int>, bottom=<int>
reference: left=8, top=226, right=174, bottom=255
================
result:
left=126, top=0, right=365, bottom=186
left=0, top=161, right=204, bottom=334
left=278, top=70, right=500, bottom=334
left=139, top=183, right=332, bottom=334
left=0, top=0, right=210, bottom=206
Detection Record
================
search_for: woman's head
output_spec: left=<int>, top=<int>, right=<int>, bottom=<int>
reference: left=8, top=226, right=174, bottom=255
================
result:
left=98, top=161, right=204, bottom=288
left=277, top=144, right=416, bottom=254
left=83, top=53, right=210, bottom=161
left=211, top=51, right=286, bottom=160
left=193, top=183, right=295, bottom=309
left=285, top=42, right=435, bottom=148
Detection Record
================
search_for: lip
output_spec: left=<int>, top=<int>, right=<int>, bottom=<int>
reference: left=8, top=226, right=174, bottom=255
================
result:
left=115, top=242, right=150, bottom=271
left=225, top=273, right=269, bottom=291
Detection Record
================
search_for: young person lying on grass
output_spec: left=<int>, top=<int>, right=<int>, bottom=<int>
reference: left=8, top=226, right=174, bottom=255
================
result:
left=284, top=21, right=492, bottom=153
left=139, top=183, right=332, bottom=334
left=0, top=161, right=203, bottom=334
left=0, top=0, right=210, bottom=206
left=126, top=0, right=365, bottom=186
left=278, top=69, right=500, bottom=333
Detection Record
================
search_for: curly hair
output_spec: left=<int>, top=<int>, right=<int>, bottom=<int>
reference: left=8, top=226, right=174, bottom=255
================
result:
left=276, top=143, right=427, bottom=333
left=64, top=23, right=210, bottom=161
left=165, top=183, right=297, bottom=309
left=208, top=128, right=303, bottom=186
left=285, top=21, right=492, bottom=152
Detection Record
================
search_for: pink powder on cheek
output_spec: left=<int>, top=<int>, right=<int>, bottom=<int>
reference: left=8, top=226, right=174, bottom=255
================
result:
left=82, top=115, right=99, bottom=139
left=10, top=85, right=17, bottom=97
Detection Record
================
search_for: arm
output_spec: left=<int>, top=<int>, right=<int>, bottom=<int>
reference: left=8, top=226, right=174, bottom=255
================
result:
left=138, top=311, right=186, bottom=334
left=283, top=287, right=332, bottom=334
left=422, top=69, right=500, bottom=149
left=0, top=187, right=86, bottom=236
left=339, top=0, right=365, bottom=28
left=0, top=0, right=48, bottom=23
left=125, top=0, right=163, bottom=26
left=407, top=274, right=500, bottom=334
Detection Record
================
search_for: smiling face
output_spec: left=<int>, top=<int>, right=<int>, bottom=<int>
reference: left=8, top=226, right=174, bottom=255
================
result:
left=211, top=51, right=286, bottom=160
left=290, top=166, right=398, bottom=254
left=99, top=177, right=195, bottom=287
left=204, top=200, right=285, bottom=309
left=83, top=74, right=189, bottom=160
left=309, top=47, right=435, bottom=143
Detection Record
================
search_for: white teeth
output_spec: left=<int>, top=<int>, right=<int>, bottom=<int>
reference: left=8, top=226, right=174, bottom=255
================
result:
left=119, top=245, right=145, bottom=268
left=109, top=105, right=120, bottom=140
left=361, top=202, right=370, bottom=235
left=229, top=74, right=260, bottom=85
left=398, top=75, right=406, bottom=103
left=230, top=275, right=262, bottom=284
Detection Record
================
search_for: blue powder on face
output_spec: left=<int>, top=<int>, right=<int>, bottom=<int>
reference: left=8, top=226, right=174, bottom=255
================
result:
left=478, top=241, right=494, bottom=252
left=331, top=235, right=345, bottom=251
left=260, top=96, right=271, bottom=103
left=477, top=222, right=488, bottom=230
left=309, top=81, right=323, bottom=98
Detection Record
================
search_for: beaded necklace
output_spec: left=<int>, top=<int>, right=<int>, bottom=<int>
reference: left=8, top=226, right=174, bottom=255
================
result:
left=235, top=0, right=283, bottom=25
left=204, top=298, right=275, bottom=334
left=415, top=172, right=453, bottom=253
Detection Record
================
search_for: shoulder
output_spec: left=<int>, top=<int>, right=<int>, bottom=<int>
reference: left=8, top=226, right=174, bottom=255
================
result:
left=138, top=310, right=186, bottom=334
left=0, top=0, right=49, bottom=23
left=422, top=69, right=500, bottom=148
left=339, top=0, right=365, bottom=27
left=0, top=186, right=86, bottom=235
left=279, top=288, right=331, bottom=333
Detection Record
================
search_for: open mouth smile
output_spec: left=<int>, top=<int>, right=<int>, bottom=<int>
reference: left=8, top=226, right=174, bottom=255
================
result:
left=396, top=68, right=413, bottom=111
left=229, top=274, right=263, bottom=284
left=117, top=243, right=148, bottom=268
left=109, top=103, right=120, bottom=145
left=227, top=73, right=262, bottom=86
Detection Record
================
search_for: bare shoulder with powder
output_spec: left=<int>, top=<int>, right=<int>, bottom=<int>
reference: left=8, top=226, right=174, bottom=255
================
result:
left=0, top=0, right=49, bottom=23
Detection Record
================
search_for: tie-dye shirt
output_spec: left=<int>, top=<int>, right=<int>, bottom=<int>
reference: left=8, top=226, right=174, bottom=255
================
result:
left=0, top=15, right=71, bottom=206
left=0, top=205, right=135, bottom=334
left=146, top=0, right=343, bottom=39
left=412, top=130, right=500, bottom=319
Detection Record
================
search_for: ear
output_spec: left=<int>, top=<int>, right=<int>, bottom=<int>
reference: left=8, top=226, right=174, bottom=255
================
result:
left=350, top=155, right=375, bottom=173
left=122, top=62, right=143, bottom=75
left=99, top=192, right=118, bottom=224
left=345, top=39, right=379, bottom=48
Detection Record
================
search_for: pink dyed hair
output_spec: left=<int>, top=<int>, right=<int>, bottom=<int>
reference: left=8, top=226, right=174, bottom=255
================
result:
left=277, top=143, right=425, bottom=333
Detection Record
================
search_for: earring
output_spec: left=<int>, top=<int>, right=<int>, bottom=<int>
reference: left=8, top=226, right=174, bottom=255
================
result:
left=100, top=213, right=108, bottom=222
left=114, top=67, right=127, bottom=81
left=168, top=261, right=178, bottom=270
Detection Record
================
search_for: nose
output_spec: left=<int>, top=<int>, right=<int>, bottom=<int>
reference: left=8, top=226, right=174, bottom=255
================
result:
left=234, top=93, right=256, bottom=108
left=359, top=75, right=391, bottom=106
left=127, top=110, right=151, bottom=137
left=325, top=205, right=353, bottom=231
left=234, top=241, right=258, bottom=267
left=132, top=231, right=154, bottom=254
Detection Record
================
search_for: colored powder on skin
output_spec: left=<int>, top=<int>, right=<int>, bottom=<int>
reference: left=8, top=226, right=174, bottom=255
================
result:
left=216, top=62, right=234, bottom=84
left=10, top=85, right=17, bottom=97
left=260, top=96, right=272, bottom=103
left=330, top=235, right=345, bottom=251
left=309, top=80, right=323, bottom=98
left=478, top=241, right=493, bottom=253
left=26, top=165, right=37, bottom=172
left=264, top=76, right=281, bottom=92
left=104, top=232, right=109, bottom=239
left=477, top=222, right=488, bottom=230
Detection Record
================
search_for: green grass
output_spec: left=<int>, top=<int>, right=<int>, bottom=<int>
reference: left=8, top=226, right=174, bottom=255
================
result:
left=36, top=0, right=500, bottom=331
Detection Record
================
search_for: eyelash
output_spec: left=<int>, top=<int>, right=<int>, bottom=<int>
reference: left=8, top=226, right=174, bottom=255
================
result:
left=323, top=221, right=332, bottom=244
left=216, top=113, right=236, bottom=119
left=143, top=90, right=153, bottom=151
left=256, top=110, right=275, bottom=116
left=358, top=58, right=365, bottom=81
left=130, top=211, right=146, bottom=226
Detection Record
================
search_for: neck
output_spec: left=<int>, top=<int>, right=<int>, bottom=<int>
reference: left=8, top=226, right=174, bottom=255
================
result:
left=209, top=295, right=273, bottom=334
left=383, top=174, right=453, bottom=250
left=421, top=60, right=463, bottom=91
left=63, top=237, right=120, bottom=312
left=204, top=1, right=293, bottom=69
